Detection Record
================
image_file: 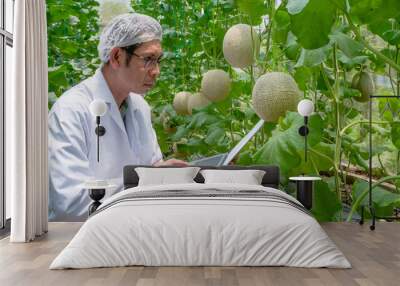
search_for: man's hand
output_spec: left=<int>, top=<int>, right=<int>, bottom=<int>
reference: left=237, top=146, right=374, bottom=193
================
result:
left=153, top=158, right=189, bottom=167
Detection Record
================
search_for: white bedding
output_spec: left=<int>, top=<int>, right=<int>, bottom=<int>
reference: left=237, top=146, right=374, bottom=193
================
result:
left=50, top=183, right=351, bottom=269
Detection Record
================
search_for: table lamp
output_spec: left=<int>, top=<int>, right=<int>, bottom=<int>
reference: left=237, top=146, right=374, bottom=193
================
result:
left=290, top=99, right=320, bottom=210
left=86, top=99, right=109, bottom=215
left=297, top=99, right=314, bottom=163
left=89, top=99, right=107, bottom=162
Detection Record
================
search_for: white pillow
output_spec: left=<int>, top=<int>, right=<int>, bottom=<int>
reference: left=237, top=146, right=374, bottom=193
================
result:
left=200, top=169, right=266, bottom=185
left=135, top=167, right=200, bottom=186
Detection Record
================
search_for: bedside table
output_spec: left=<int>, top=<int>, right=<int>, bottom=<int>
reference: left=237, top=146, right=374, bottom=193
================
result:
left=84, top=180, right=117, bottom=216
left=289, top=176, right=321, bottom=210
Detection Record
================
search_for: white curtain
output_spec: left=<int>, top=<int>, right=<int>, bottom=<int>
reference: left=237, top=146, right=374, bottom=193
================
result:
left=7, top=0, right=48, bottom=242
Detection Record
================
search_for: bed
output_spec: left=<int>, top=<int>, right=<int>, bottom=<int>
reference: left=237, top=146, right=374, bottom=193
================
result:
left=50, top=165, right=351, bottom=269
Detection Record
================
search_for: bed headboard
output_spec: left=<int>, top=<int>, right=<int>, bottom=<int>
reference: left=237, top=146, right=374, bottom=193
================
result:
left=123, top=165, right=280, bottom=189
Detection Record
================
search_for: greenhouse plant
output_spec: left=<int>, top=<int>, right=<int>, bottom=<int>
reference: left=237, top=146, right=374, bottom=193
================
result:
left=47, top=0, right=400, bottom=222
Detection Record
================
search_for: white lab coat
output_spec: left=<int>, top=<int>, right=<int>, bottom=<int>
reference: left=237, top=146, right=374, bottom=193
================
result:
left=48, top=69, right=163, bottom=221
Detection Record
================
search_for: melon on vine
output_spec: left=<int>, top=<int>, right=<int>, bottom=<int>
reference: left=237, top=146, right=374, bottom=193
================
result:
left=351, top=71, right=374, bottom=102
left=187, top=92, right=210, bottom=115
left=201, top=69, right=231, bottom=102
left=251, top=72, right=300, bottom=122
left=173, top=91, right=191, bottom=115
left=223, top=24, right=260, bottom=69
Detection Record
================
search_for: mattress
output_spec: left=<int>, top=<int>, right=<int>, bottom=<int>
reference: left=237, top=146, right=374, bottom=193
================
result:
left=50, top=183, right=351, bottom=269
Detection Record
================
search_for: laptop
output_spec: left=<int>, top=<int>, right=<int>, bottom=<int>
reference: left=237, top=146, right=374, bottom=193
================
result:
left=189, top=119, right=265, bottom=166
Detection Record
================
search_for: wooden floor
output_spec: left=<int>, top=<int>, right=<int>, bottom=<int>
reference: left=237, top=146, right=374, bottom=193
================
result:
left=0, top=222, right=399, bottom=286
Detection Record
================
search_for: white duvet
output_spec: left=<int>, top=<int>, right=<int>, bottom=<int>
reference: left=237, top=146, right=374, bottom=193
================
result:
left=50, top=183, right=351, bottom=269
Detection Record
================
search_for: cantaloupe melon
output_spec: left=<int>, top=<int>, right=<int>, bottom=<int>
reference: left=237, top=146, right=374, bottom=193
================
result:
left=173, top=91, right=191, bottom=115
left=223, top=24, right=260, bottom=69
left=187, top=92, right=210, bottom=115
left=351, top=71, right=374, bottom=102
left=201, top=69, right=231, bottom=102
left=252, top=72, right=300, bottom=122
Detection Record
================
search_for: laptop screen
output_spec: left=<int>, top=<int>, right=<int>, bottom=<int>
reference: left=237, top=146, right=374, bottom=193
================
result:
left=189, top=119, right=265, bottom=166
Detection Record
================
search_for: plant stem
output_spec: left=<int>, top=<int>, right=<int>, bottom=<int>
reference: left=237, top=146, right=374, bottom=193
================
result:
left=388, top=44, right=397, bottom=96
left=213, top=0, right=218, bottom=68
left=396, top=46, right=399, bottom=96
left=344, top=12, right=400, bottom=73
left=229, top=124, right=235, bottom=145
left=261, top=124, right=265, bottom=144
left=342, top=157, right=351, bottom=189
left=250, top=65, right=255, bottom=87
left=320, top=64, right=341, bottom=197
left=264, top=0, right=275, bottom=71
left=310, top=156, right=320, bottom=174
left=396, top=151, right=400, bottom=192
left=377, top=153, right=390, bottom=177
left=397, top=150, right=400, bottom=175
left=346, top=175, right=400, bottom=222
left=230, top=104, right=235, bottom=145
left=333, top=45, right=342, bottom=199
left=320, top=65, right=337, bottom=101
left=181, top=2, right=187, bottom=88
left=314, top=90, right=318, bottom=112
left=200, top=41, right=215, bottom=61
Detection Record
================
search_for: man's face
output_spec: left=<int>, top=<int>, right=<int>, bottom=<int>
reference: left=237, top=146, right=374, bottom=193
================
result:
left=119, top=40, right=163, bottom=94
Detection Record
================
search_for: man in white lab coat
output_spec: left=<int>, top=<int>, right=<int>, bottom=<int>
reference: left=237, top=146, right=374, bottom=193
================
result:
left=48, top=13, right=187, bottom=221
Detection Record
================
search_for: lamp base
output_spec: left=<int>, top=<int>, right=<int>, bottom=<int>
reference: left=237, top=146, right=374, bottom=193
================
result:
left=296, top=180, right=313, bottom=210
left=289, top=176, right=321, bottom=210
left=88, top=188, right=105, bottom=216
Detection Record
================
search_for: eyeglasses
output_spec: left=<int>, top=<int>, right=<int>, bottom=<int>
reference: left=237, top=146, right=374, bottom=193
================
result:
left=131, top=52, right=164, bottom=69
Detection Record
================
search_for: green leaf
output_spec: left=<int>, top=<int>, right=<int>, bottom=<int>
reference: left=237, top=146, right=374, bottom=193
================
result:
left=329, top=0, right=347, bottom=11
left=47, top=0, right=99, bottom=108
left=379, top=98, right=400, bottom=121
left=290, top=115, right=327, bottom=175
left=337, top=51, right=368, bottom=68
left=254, top=130, right=302, bottom=175
left=254, top=112, right=323, bottom=176
left=312, top=180, right=343, bottom=221
left=391, top=122, right=400, bottom=150
left=383, top=30, right=400, bottom=45
left=236, top=150, right=254, bottom=165
left=187, top=113, right=219, bottom=129
left=369, top=19, right=400, bottom=45
left=329, top=31, right=364, bottom=58
left=349, top=152, right=369, bottom=171
left=307, top=113, right=324, bottom=147
left=294, top=66, right=313, bottom=91
left=284, top=32, right=301, bottom=60
left=289, top=0, right=336, bottom=49
left=254, top=116, right=302, bottom=174
left=48, top=65, right=69, bottom=88
left=205, top=127, right=225, bottom=145
left=272, top=9, right=291, bottom=44
left=235, top=0, right=267, bottom=25
left=352, top=179, right=400, bottom=217
left=171, top=126, right=189, bottom=141
left=349, top=0, right=400, bottom=25
left=286, top=0, right=309, bottom=15
left=295, top=45, right=331, bottom=67
left=309, top=143, right=335, bottom=172
left=342, top=86, right=362, bottom=99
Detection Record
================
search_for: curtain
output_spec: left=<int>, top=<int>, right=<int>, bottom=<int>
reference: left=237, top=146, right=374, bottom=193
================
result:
left=7, top=0, right=48, bottom=242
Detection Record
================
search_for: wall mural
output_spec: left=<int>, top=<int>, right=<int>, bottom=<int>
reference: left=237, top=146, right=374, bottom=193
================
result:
left=47, top=0, right=400, bottom=221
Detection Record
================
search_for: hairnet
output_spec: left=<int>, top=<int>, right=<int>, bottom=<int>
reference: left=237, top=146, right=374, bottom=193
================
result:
left=98, top=13, right=162, bottom=63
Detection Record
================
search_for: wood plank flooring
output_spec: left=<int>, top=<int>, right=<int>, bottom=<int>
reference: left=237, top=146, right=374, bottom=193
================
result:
left=0, top=222, right=399, bottom=286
